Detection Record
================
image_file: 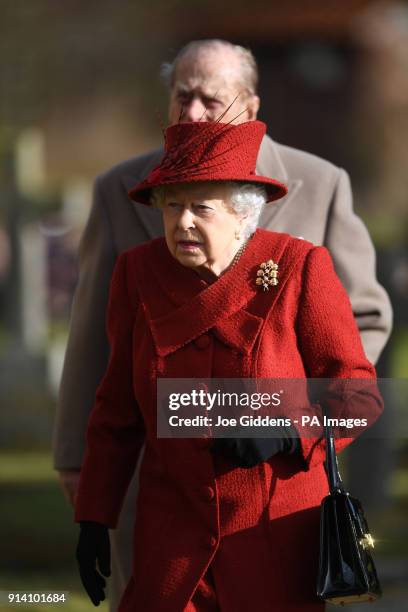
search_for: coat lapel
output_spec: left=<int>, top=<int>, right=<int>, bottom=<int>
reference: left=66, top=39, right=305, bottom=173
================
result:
left=144, top=236, right=263, bottom=357
left=136, top=230, right=299, bottom=358
left=256, top=136, right=303, bottom=228
left=121, top=149, right=164, bottom=239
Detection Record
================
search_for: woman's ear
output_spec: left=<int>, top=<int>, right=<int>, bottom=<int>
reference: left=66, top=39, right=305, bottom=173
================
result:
left=235, top=217, right=247, bottom=240
left=240, top=213, right=249, bottom=227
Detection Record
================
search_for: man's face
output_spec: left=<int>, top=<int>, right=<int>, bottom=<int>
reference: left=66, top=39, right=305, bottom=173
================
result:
left=168, top=50, right=260, bottom=125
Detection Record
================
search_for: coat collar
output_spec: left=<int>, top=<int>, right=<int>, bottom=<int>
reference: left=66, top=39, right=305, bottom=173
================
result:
left=121, top=149, right=164, bottom=239
left=121, top=149, right=163, bottom=192
left=137, top=230, right=294, bottom=358
left=257, top=135, right=303, bottom=226
left=257, top=134, right=287, bottom=181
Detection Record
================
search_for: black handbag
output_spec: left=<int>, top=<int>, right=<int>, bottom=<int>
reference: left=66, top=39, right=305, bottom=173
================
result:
left=316, top=420, right=382, bottom=605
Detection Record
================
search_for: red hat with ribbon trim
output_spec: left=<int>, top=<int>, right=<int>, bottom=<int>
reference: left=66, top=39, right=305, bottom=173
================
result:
left=128, top=120, right=288, bottom=205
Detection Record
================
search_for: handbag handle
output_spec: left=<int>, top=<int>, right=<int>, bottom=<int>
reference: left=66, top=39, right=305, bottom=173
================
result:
left=324, top=413, right=345, bottom=494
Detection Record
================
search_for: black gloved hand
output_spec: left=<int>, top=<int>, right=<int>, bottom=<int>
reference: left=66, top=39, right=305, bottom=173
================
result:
left=76, top=521, right=111, bottom=606
left=211, top=426, right=300, bottom=469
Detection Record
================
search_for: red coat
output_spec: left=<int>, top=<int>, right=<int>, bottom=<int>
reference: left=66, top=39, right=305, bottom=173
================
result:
left=75, top=229, right=381, bottom=612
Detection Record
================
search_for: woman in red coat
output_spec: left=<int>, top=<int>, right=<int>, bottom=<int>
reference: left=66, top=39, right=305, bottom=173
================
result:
left=74, top=120, right=381, bottom=611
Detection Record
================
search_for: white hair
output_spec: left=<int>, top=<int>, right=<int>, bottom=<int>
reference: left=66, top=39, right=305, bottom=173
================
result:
left=227, top=182, right=266, bottom=239
left=160, top=39, right=258, bottom=95
left=150, top=182, right=267, bottom=240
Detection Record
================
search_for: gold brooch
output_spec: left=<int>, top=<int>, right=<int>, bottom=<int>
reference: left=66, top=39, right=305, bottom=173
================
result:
left=256, top=260, right=278, bottom=291
left=359, top=533, right=375, bottom=550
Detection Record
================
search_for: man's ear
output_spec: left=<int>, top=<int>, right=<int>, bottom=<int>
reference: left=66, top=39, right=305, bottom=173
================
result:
left=246, top=95, right=260, bottom=121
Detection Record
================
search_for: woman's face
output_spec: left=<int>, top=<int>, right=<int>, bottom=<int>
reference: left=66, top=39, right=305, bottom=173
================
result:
left=161, top=182, right=245, bottom=276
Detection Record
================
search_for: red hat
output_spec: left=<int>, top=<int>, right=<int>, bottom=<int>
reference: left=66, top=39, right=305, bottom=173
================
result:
left=128, top=120, right=288, bottom=205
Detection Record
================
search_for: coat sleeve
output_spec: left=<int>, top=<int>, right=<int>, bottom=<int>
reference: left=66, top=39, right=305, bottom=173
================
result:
left=324, top=168, right=392, bottom=364
left=294, top=246, right=383, bottom=469
left=75, top=252, right=145, bottom=528
left=53, top=176, right=117, bottom=470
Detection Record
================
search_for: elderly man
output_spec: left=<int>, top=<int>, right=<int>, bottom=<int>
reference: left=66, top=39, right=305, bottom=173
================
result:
left=53, top=39, right=392, bottom=610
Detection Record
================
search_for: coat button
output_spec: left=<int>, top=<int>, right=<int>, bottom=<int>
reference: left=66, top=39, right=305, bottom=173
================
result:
left=204, top=535, right=218, bottom=549
left=194, top=334, right=211, bottom=349
left=201, top=486, right=215, bottom=501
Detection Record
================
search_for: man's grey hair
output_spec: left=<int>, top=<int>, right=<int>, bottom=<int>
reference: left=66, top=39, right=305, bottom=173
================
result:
left=150, top=182, right=266, bottom=240
left=160, top=39, right=258, bottom=95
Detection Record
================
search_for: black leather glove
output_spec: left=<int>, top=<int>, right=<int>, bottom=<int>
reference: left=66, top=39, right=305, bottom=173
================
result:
left=211, top=425, right=300, bottom=469
left=76, top=521, right=111, bottom=607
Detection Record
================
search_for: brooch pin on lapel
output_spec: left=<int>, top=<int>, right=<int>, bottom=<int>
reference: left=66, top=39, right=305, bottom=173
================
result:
left=256, top=260, right=278, bottom=291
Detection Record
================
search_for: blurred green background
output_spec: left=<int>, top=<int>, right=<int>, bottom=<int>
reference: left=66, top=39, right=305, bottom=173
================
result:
left=1, top=1, right=408, bottom=610
left=0, top=452, right=105, bottom=611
